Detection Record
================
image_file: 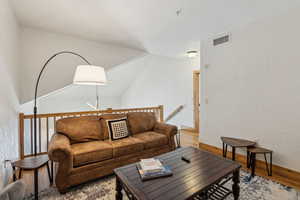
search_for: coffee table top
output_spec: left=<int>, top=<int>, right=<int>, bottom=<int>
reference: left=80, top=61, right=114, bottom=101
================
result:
left=114, top=147, right=241, bottom=200
left=221, top=137, right=256, bottom=147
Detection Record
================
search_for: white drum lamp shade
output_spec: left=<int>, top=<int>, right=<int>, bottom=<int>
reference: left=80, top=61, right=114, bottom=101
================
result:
left=73, top=65, right=107, bottom=85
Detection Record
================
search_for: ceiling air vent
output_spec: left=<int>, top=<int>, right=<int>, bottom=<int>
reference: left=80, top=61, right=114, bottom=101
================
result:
left=213, top=34, right=230, bottom=46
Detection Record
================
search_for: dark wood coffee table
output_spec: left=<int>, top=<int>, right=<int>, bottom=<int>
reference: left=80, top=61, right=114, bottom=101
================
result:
left=114, top=147, right=241, bottom=200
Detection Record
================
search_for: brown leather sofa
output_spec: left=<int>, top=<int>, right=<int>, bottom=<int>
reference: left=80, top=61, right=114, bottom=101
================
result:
left=48, top=112, right=177, bottom=193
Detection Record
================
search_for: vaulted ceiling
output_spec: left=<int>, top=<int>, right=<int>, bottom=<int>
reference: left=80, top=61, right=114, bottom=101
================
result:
left=11, top=0, right=300, bottom=57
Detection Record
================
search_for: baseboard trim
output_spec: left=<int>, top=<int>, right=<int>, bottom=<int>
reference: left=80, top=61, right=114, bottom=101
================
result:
left=198, top=142, right=300, bottom=189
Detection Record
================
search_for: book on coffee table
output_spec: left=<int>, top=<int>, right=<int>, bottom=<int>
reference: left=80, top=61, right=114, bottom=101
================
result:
left=140, top=158, right=163, bottom=172
left=137, top=163, right=172, bottom=181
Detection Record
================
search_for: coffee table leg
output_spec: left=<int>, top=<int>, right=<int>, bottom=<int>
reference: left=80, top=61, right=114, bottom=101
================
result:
left=51, top=161, right=54, bottom=178
left=251, top=153, right=256, bottom=177
left=270, top=153, right=272, bottom=176
left=116, top=177, right=123, bottom=200
left=232, top=169, right=240, bottom=200
left=222, top=142, right=225, bottom=157
left=19, top=168, right=23, bottom=179
left=34, top=169, right=39, bottom=200
left=12, top=166, right=16, bottom=181
left=46, top=162, right=53, bottom=185
left=232, top=147, right=236, bottom=161
left=246, top=150, right=250, bottom=168
left=224, top=144, right=228, bottom=158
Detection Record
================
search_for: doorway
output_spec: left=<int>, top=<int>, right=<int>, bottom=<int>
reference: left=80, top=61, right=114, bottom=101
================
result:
left=193, top=70, right=200, bottom=135
left=180, top=70, right=200, bottom=147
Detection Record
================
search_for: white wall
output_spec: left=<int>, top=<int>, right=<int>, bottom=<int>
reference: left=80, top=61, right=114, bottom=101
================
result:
left=200, top=9, right=300, bottom=171
left=121, top=54, right=200, bottom=127
left=20, top=27, right=145, bottom=103
left=39, top=94, right=121, bottom=114
left=0, top=0, right=20, bottom=188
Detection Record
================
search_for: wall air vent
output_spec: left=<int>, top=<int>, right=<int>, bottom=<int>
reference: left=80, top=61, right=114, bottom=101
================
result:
left=213, top=34, right=230, bottom=46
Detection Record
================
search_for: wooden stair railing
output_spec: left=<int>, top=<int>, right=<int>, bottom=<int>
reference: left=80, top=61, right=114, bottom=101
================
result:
left=18, top=105, right=164, bottom=159
left=165, top=105, right=184, bottom=122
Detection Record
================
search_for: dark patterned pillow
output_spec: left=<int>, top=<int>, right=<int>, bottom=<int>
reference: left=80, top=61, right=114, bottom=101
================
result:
left=106, top=117, right=130, bottom=140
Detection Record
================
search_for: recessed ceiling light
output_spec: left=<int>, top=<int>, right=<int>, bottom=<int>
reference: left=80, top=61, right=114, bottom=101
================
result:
left=187, top=50, right=198, bottom=58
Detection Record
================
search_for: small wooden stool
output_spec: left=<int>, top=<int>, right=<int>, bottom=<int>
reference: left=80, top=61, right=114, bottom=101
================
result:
left=11, top=154, right=53, bottom=200
left=247, top=146, right=273, bottom=177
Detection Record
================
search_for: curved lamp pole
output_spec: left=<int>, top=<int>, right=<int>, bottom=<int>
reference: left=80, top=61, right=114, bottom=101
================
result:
left=33, top=51, right=91, bottom=156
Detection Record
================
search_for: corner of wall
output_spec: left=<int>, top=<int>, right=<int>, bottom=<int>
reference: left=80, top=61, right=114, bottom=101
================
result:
left=0, top=0, right=22, bottom=187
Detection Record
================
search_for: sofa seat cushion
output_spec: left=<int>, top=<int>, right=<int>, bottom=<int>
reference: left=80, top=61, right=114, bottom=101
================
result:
left=133, top=131, right=168, bottom=149
left=109, top=137, right=144, bottom=157
left=71, top=141, right=113, bottom=167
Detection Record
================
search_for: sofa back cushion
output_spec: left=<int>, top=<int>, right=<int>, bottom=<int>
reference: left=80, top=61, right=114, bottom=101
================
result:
left=127, top=112, right=157, bottom=135
left=99, top=114, right=127, bottom=140
left=56, top=116, right=102, bottom=144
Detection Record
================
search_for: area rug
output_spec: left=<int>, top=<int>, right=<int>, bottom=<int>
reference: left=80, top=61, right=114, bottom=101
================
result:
left=25, top=171, right=299, bottom=200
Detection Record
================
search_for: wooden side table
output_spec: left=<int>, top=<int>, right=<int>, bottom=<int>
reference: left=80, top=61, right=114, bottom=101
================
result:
left=247, top=146, right=273, bottom=177
left=221, top=137, right=256, bottom=162
left=11, top=154, right=53, bottom=200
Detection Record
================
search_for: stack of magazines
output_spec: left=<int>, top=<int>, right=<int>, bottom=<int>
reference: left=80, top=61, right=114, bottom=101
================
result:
left=137, top=158, right=172, bottom=181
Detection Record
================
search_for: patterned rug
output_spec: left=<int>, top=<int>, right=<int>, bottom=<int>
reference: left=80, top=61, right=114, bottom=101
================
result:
left=25, top=171, right=299, bottom=200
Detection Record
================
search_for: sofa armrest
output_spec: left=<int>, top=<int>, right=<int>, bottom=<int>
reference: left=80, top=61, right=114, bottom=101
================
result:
left=48, top=133, right=73, bottom=173
left=154, top=122, right=178, bottom=137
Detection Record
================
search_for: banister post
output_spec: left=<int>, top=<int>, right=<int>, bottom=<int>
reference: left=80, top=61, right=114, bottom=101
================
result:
left=159, top=105, right=164, bottom=122
left=19, top=113, right=25, bottom=159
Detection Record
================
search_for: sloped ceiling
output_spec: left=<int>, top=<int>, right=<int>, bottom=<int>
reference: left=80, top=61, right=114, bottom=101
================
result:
left=39, top=54, right=149, bottom=100
left=11, top=0, right=300, bottom=57
left=20, top=27, right=146, bottom=103
left=20, top=54, right=149, bottom=112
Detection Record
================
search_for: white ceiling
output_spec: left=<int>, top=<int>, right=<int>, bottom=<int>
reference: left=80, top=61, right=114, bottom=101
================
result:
left=11, top=0, right=300, bottom=57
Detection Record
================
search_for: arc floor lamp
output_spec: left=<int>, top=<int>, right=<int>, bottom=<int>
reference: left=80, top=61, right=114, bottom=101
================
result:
left=33, top=51, right=107, bottom=156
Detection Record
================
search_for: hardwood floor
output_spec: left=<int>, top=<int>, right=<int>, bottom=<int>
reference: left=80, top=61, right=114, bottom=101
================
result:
left=180, top=130, right=199, bottom=148
left=17, top=130, right=299, bottom=196
left=16, top=165, right=54, bottom=195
